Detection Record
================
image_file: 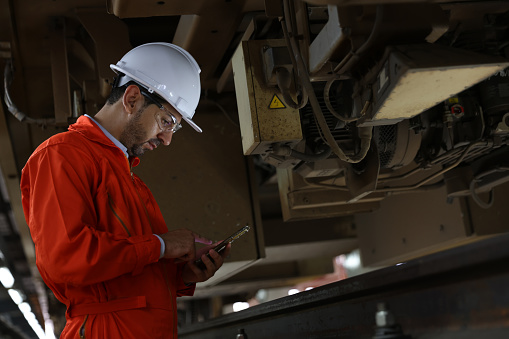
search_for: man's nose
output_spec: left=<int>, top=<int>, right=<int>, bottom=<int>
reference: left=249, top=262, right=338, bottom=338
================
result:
left=157, top=130, right=173, bottom=146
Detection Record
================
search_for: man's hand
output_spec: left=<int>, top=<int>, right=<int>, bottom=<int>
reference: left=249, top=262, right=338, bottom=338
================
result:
left=158, top=229, right=212, bottom=262
left=181, top=241, right=232, bottom=284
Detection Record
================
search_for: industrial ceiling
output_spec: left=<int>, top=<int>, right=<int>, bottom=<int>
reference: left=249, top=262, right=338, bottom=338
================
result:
left=1, top=0, right=509, bottom=337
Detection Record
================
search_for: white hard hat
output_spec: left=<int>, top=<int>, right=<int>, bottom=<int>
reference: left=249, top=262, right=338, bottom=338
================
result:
left=111, top=42, right=202, bottom=132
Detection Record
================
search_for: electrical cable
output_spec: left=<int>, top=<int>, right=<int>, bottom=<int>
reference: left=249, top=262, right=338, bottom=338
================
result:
left=275, top=67, right=308, bottom=109
left=376, top=141, right=483, bottom=193
left=469, top=178, right=494, bottom=209
left=377, top=167, right=426, bottom=184
left=430, top=140, right=492, bottom=166
left=468, top=166, right=509, bottom=209
left=281, top=0, right=372, bottom=163
left=273, top=144, right=332, bottom=162
left=280, top=9, right=309, bottom=109
left=478, top=105, right=486, bottom=139
left=374, top=142, right=491, bottom=187
left=302, top=175, right=445, bottom=194
left=323, top=78, right=359, bottom=122
left=333, top=5, right=384, bottom=75
left=303, top=178, right=350, bottom=191
left=201, top=97, right=240, bottom=128
left=3, top=60, right=55, bottom=126
left=309, top=142, right=483, bottom=194
left=380, top=137, right=492, bottom=186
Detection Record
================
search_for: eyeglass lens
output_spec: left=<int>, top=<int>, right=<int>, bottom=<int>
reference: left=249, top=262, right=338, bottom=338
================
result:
left=155, top=111, right=181, bottom=133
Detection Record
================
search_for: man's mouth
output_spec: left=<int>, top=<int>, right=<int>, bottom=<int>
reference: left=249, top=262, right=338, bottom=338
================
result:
left=147, top=140, right=160, bottom=150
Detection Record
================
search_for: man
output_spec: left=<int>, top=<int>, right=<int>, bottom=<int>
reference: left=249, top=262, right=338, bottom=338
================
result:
left=20, top=42, right=230, bottom=338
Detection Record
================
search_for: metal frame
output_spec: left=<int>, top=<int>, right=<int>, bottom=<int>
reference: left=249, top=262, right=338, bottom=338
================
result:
left=179, top=233, right=509, bottom=338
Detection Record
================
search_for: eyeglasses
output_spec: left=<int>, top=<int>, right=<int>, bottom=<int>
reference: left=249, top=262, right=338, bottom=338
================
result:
left=141, top=91, right=182, bottom=134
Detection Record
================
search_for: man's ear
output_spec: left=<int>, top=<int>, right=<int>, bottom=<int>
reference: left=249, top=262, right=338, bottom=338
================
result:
left=122, top=85, right=142, bottom=115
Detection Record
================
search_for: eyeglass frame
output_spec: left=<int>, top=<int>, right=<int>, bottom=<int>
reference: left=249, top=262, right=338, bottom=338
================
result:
left=140, top=90, right=182, bottom=134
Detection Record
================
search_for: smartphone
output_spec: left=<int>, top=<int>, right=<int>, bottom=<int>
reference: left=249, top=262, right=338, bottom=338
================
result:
left=194, top=225, right=250, bottom=269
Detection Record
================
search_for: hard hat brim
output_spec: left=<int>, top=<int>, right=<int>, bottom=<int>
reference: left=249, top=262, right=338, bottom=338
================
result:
left=182, top=115, right=203, bottom=133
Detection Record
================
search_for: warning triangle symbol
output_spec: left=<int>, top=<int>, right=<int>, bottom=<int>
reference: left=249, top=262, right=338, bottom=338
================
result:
left=269, top=94, right=286, bottom=109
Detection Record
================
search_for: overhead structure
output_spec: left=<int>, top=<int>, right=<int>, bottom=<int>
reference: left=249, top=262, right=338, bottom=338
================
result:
left=1, top=0, right=509, bottom=337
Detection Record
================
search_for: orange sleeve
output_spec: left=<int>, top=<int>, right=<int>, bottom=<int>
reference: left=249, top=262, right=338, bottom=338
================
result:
left=21, top=144, right=161, bottom=286
left=175, top=263, right=196, bottom=297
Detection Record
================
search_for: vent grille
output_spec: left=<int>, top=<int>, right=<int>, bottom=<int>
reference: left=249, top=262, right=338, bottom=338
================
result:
left=374, top=125, right=397, bottom=168
left=301, top=82, right=354, bottom=144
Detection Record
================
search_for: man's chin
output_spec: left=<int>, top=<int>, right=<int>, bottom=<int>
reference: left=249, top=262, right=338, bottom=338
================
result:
left=129, top=145, right=148, bottom=158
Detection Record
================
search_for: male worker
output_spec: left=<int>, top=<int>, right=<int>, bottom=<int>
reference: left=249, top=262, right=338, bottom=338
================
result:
left=20, top=42, right=230, bottom=338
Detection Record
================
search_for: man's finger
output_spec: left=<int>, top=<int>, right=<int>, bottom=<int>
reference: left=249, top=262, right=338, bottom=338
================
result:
left=193, top=233, right=213, bottom=245
left=200, top=253, right=218, bottom=275
left=177, top=253, right=193, bottom=262
left=208, top=250, right=223, bottom=268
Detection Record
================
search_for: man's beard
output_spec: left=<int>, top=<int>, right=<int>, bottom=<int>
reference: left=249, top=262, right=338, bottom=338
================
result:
left=119, top=106, right=160, bottom=157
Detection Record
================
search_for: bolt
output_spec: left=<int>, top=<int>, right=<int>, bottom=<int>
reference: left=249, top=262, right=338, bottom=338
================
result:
left=236, top=329, right=248, bottom=339
left=375, top=303, right=395, bottom=327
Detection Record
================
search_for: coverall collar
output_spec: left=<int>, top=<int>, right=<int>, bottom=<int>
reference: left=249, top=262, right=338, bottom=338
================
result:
left=69, top=115, right=140, bottom=167
left=84, top=114, right=128, bottom=158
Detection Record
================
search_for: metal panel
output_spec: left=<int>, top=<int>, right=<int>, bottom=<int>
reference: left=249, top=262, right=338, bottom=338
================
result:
left=232, top=39, right=303, bottom=155
left=308, top=5, right=348, bottom=75
left=277, top=168, right=382, bottom=221
left=362, top=44, right=509, bottom=126
left=465, top=181, right=509, bottom=236
left=133, top=110, right=264, bottom=286
left=355, top=185, right=470, bottom=267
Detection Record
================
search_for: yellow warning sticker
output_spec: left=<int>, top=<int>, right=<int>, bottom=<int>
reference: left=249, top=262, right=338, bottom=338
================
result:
left=269, top=94, right=286, bottom=109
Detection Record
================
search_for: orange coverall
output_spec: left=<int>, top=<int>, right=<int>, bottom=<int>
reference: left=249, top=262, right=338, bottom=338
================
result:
left=21, top=116, right=194, bottom=338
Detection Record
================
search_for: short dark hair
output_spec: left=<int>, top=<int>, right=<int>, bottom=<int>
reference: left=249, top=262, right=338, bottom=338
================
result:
left=106, top=84, right=128, bottom=105
left=106, top=80, right=152, bottom=109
